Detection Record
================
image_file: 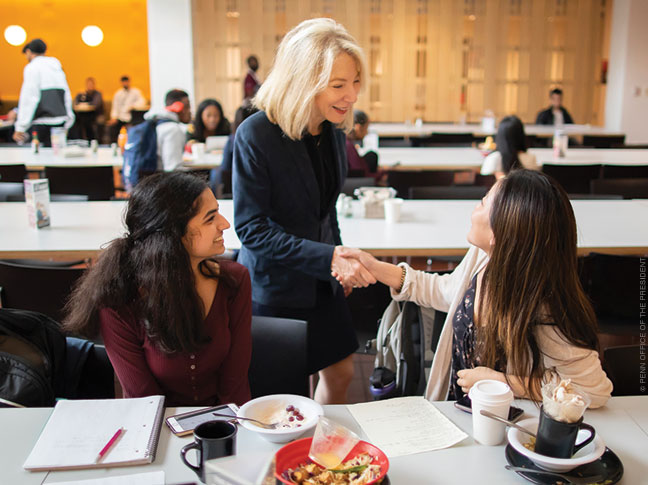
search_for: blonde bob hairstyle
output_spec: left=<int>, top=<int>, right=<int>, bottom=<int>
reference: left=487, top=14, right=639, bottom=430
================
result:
left=253, top=18, right=367, bottom=140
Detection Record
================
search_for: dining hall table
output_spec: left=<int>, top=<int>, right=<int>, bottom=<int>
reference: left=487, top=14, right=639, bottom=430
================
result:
left=1, top=199, right=646, bottom=260
left=3, top=396, right=647, bottom=484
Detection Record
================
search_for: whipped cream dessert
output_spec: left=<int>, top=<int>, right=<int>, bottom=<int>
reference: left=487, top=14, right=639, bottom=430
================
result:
left=543, top=379, right=588, bottom=423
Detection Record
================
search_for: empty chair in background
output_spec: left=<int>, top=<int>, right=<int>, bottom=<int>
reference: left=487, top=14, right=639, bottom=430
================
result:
left=409, top=185, right=488, bottom=200
left=601, top=164, right=648, bottom=179
left=541, top=164, right=602, bottom=195
left=582, top=135, right=625, bottom=148
left=386, top=170, right=455, bottom=199
left=0, top=164, right=27, bottom=183
left=603, top=345, right=642, bottom=396
left=412, top=132, right=474, bottom=147
left=590, top=178, right=648, bottom=199
left=45, top=166, right=115, bottom=200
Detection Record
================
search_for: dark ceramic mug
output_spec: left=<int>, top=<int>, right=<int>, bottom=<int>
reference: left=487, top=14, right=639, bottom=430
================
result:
left=534, top=406, right=595, bottom=458
left=180, top=420, right=237, bottom=483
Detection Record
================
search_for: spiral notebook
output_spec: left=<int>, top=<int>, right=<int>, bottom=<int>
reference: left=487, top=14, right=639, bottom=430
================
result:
left=24, top=396, right=165, bottom=471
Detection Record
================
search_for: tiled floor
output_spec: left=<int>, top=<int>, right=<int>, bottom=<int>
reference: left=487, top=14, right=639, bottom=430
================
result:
left=347, top=353, right=376, bottom=404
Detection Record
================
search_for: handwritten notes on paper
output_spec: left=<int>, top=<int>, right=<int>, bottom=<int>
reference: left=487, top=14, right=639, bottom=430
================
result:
left=347, top=396, right=468, bottom=457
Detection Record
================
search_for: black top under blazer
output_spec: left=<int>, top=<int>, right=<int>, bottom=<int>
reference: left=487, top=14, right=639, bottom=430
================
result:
left=232, top=111, right=346, bottom=308
left=535, top=106, right=574, bottom=125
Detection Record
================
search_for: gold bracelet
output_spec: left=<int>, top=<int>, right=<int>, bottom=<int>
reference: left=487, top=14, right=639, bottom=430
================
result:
left=397, top=265, right=406, bottom=293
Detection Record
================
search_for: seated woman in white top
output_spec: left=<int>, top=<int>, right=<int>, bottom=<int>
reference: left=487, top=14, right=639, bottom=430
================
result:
left=334, top=170, right=612, bottom=407
left=480, top=115, right=538, bottom=179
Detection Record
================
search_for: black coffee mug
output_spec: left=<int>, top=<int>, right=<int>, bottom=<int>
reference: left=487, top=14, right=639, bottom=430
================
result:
left=534, top=406, right=595, bottom=458
left=180, top=420, right=237, bottom=483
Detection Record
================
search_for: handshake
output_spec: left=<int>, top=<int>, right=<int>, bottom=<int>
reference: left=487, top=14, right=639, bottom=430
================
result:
left=330, top=246, right=379, bottom=294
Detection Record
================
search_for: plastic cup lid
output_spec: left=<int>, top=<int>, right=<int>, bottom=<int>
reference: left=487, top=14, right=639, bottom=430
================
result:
left=469, top=379, right=513, bottom=404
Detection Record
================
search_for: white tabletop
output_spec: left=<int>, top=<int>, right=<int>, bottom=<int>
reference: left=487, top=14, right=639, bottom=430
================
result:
left=376, top=147, right=648, bottom=170
left=1, top=199, right=646, bottom=259
left=3, top=396, right=646, bottom=484
left=370, top=122, right=626, bottom=139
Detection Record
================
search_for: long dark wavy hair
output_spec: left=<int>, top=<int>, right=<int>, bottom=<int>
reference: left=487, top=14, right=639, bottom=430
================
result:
left=477, top=170, right=599, bottom=401
left=63, top=172, right=233, bottom=353
left=193, top=99, right=231, bottom=141
left=495, top=115, right=527, bottom=173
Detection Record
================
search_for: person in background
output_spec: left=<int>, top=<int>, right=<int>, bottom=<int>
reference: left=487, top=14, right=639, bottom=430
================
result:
left=13, top=38, right=75, bottom=147
left=234, top=18, right=375, bottom=405
left=243, top=55, right=261, bottom=99
left=189, top=99, right=231, bottom=143
left=535, top=88, right=574, bottom=126
left=143, top=89, right=192, bottom=172
left=335, top=170, right=612, bottom=407
left=107, top=75, right=146, bottom=142
left=480, top=115, right=538, bottom=179
left=73, top=77, right=104, bottom=141
left=63, top=172, right=252, bottom=407
left=345, top=109, right=383, bottom=180
left=210, top=98, right=258, bottom=196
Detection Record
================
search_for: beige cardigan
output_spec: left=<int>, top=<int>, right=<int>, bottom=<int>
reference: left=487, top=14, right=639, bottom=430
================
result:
left=391, top=246, right=613, bottom=408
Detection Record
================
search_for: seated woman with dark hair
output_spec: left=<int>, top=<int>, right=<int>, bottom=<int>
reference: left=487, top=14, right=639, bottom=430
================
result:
left=480, top=115, right=538, bottom=180
left=345, top=109, right=383, bottom=180
left=190, top=98, right=232, bottom=142
left=336, top=170, right=612, bottom=407
left=63, top=172, right=252, bottom=406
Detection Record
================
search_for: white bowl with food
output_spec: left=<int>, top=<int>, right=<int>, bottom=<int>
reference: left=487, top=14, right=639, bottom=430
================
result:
left=507, top=418, right=606, bottom=472
left=237, top=394, right=324, bottom=443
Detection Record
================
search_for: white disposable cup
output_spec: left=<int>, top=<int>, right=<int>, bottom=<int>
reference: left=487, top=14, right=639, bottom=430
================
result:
left=384, top=198, right=403, bottom=223
left=192, top=142, right=206, bottom=160
left=469, top=379, right=514, bottom=446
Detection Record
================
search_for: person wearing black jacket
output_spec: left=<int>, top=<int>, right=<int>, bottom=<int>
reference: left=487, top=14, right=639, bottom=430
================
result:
left=535, top=88, right=574, bottom=125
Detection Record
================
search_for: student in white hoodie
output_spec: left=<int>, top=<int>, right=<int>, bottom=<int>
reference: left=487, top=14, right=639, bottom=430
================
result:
left=13, top=39, right=74, bottom=147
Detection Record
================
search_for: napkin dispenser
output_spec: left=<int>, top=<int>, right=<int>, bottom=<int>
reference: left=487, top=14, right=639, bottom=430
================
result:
left=353, top=187, right=396, bottom=219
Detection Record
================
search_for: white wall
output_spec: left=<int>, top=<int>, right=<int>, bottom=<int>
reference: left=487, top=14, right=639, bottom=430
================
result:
left=147, top=0, right=194, bottom=112
left=605, top=0, right=648, bottom=144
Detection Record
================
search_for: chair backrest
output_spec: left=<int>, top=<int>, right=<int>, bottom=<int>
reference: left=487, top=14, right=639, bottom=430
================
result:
left=409, top=185, right=488, bottom=200
left=387, top=170, right=456, bottom=198
left=541, top=164, right=602, bottom=195
left=412, top=133, right=474, bottom=147
left=0, top=164, right=27, bottom=183
left=474, top=173, right=496, bottom=188
left=45, top=166, right=115, bottom=201
left=601, top=165, right=648, bottom=179
left=590, top=178, right=648, bottom=199
left=0, top=182, right=24, bottom=202
left=582, top=135, right=625, bottom=148
left=603, top=345, right=641, bottom=396
left=341, top=177, right=375, bottom=196
left=249, top=316, right=309, bottom=398
left=0, top=260, right=86, bottom=322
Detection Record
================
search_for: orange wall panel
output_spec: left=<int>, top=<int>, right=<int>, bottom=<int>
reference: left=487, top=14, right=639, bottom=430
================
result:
left=0, top=0, right=150, bottom=104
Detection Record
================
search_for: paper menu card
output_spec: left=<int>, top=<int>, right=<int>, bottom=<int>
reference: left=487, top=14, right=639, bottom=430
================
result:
left=24, top=396, right=165, bottom=471
left=347, top=396, right=468, bottom=458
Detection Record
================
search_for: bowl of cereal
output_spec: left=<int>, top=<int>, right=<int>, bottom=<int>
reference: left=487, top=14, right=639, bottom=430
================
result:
left=237, top=394, right=324, bottom=443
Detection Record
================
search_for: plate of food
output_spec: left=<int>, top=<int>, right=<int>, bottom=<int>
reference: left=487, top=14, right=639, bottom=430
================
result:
left=275, top=437, right=389, bottom=484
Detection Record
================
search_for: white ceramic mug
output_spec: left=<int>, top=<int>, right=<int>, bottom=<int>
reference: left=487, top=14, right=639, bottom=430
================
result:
left=469, top=379, right=514, bottom=446
left=384, top=198, right=403, bottom=223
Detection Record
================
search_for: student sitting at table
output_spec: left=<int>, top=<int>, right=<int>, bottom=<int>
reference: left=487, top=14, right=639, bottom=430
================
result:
left=334, top=170, right=612, bottom=408
left=63, top=172, right=252, bottom=406
left=73, top=77, right=104, bottom=141
left=535, top=88, right=574, bottom=126
left=345, top=109, right=384, bottom=181
left=480, top=115, right=538, bottom=180
left=188, top=99, right=232, bottom=143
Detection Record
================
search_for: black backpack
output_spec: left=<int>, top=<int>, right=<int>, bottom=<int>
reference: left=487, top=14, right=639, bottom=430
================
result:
left=0, top=309, right=67, bottom=407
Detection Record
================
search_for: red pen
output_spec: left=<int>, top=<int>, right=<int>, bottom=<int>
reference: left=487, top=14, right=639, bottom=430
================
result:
left=95, top=427, right=125, bottom=462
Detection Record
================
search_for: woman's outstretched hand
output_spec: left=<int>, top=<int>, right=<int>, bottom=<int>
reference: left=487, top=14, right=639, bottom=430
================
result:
left=330, top=246, right=377, bottom=289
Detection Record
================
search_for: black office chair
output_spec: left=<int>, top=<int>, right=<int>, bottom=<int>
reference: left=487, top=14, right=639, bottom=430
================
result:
left=474, top=174, right=496, bottom=188
left=45, top=166, right=115, bottom=201
left=590, top=178, right=648, bottom=199
left=542, top=164, right=602, bottom=195
left=601, top=165, right=648, bottom=179
left=387, top=170, right=455, bottom=199
left=579, top=253, right=639, bottom=336
left=0, top=260, right=86, bottom=323
left=341, top=177, right=375, bottom=196
left=409, top=185, right=488, bottom=200
left=412, top=132, right=474, bottom=147
left=582, top=135, right=625, bottom=148
left=603, top=345, right=642, bottom=396
left=248, top=316, right=309, bottom=398
left=0, top=164, right=27, bottom=183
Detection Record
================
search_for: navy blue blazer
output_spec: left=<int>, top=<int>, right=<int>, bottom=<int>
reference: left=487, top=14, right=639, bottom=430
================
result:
left=232, top=111, right=346, bottom=308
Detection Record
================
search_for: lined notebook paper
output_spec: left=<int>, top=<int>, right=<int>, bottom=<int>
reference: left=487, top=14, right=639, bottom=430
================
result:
left=24, top=396, right=165, bottom=471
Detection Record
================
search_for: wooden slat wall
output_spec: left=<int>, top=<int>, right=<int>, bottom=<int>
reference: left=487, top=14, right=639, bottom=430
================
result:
left=191, top=0, right=610, bottom=125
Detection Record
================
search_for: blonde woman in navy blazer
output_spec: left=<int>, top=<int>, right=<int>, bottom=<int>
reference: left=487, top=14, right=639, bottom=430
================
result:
left=233, top=18, right=373, bottom=404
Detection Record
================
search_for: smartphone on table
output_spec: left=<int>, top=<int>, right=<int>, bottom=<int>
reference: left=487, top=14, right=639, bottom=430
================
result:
left=454, top=395, right=524, bottom=422
left=166, top=403, right=239, bottom=436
